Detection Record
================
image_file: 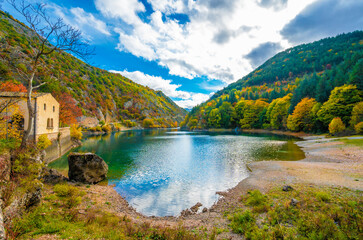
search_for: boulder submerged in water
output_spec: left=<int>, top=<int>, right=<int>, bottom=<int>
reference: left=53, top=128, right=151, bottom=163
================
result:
left=68, top=153, right=108, bottom=184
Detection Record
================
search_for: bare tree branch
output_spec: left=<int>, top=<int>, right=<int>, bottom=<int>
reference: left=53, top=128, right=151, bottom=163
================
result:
left=6, top=0, right=94, bottom=147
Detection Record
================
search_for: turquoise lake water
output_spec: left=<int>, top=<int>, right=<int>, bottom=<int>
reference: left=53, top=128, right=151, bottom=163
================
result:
left=49, top=129, right=305, bottom=216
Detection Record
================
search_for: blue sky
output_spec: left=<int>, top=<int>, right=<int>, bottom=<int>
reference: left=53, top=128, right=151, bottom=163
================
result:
left=2, top=0, right=363, bottom=109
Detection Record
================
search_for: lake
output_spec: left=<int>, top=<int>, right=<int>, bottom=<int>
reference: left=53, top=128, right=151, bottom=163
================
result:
left=49, top=129, right=305, bottom=216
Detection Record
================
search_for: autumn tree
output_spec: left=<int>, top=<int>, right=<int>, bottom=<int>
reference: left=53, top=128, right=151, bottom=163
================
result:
left=187, top=118, right=198, bottom=130
left=143, top=118, right=155, bottom=128
left=329, top=117, right=345, bottom=135
left=8, top=0, right=92, bottom=147
left=317, top=85, right=362, bottom=127
left=287, top=98, right=317, bottom=132
left=0, top=81, right=27, bottom=114
left=208, top=108, right=221, bottom=128
left=54, top=92, right=82, bottom=126
left=350, top=101, right=363, bottom=127
left=266, top=94, right=292, bottom=130
left=239, top=100, right=268, bottom=129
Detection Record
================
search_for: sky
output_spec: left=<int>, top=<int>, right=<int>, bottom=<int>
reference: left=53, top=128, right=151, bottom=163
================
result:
left=1, top=0, right=363, bottom=109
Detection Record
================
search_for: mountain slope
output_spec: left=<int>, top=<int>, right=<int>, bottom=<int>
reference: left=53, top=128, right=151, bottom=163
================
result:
left=182, top=31, right=363, bottom=131
left=0, top=10, right=187, bottom=127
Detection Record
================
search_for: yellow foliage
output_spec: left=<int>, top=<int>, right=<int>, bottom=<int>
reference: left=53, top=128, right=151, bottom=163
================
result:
left=287, top=98, right=317, bottom=132
left=37, top=134, right=52, bottom=150
left=143, top=118, right=155, bottom=128
left=70, top=124, right=83, bottom=140
left=0, top=113, right=23, bottom=141
left=354, top=122, right=363, bottom=134
left=329, top=117, right=345, bottom=135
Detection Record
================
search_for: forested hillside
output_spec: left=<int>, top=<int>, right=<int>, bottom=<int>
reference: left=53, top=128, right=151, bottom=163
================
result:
left=0, top=11, right=187, bottom=128
left=182, top=32, right=363, bottom=134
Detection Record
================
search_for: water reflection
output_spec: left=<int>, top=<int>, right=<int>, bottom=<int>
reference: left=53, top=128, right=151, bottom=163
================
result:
left=49, top=130, right=305, bottom=216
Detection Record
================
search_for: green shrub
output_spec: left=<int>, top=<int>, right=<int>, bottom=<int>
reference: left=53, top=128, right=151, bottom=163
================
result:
left=315, top=191, right=331, bottom=202
left=329, top=117, right=345, bottom=135
left=229, top=210, right=256, bottom=234
left=54, top=184, right=82, bottom=208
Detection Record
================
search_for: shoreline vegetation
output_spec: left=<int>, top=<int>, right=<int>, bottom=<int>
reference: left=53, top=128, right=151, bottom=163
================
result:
left=7, top=132, right=361, bottom=239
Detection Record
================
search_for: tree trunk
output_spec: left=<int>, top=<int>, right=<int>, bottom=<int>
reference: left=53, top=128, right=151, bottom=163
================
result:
left=20, top=72, right=35, bottom=148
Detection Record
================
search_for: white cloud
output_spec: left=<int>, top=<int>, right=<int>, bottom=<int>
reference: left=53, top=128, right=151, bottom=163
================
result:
left=174, top=93, right=212, bottom=109
left=109, top=70, right=190, bottom=99
left=47, top=4, right=111, bottom=41
left=95, top=0, right=318, bottom=84
left=109, top=70, right=210, bottom=109
left=70, top=7, right=111, bottom=36
left=94, top=0, right=145, bottom=25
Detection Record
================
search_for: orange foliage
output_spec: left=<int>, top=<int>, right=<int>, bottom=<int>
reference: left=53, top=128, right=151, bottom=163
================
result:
left=54, top=92, right=82, bottom=126
left=0, top=81, right=27, bottom=92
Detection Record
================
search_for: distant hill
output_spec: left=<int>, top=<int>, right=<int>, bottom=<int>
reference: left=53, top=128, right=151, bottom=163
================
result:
left=182, top=31, right=363, bottom=132
left=0, top=10, right=187, bottom=127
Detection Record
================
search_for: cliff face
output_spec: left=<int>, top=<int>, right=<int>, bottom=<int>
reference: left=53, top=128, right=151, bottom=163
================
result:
left=0, top=11, right=187, bottom=127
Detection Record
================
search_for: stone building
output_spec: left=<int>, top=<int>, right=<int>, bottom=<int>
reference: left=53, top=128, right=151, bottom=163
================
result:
left=0, top=92, right=60, bottom=141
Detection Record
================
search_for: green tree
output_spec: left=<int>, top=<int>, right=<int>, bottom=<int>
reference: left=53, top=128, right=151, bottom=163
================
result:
left=317, top=85, right=362, bottom=127
left=349, top=59, right=363, bottom=91
left=239, top=100, right=269, bottom=129
left=218, top=102, right=234, bottom=128
left=287, top=98, right=317, bottom=132
left=208, top=109, right=221, bottom=128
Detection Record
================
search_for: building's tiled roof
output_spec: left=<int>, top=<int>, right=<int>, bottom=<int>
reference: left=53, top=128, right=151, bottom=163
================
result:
left=0, top=92, right=49, bottom=98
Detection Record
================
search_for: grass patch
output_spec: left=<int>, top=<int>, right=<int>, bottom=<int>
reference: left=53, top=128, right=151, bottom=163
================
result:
left=340, top=137, right=363, bottom=147
left=10, top=182, right=204, bottom=240
left=228, top=185, right=362, bottom=239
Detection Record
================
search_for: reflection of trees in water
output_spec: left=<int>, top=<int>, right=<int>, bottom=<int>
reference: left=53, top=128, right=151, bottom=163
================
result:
left=249, top=141, right=305, bottom=161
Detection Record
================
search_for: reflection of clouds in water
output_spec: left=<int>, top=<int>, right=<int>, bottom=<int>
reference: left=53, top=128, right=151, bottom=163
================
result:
left=52, top=130, right=304, bottom=217
left=115, top=134, right=251, bottom=216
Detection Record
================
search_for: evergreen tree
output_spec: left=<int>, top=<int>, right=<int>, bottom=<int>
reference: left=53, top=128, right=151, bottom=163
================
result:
left=349, top=59, right=363, bottom=91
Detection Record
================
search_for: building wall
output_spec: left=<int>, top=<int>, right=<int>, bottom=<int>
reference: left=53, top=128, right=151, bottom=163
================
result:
left=0, top=97, right=33, bottom=132
left=35, top=94, right=60, bottom=136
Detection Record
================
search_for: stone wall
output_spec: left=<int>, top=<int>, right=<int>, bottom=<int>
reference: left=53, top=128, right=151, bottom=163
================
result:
left=44, top=127, right=73, bottom=163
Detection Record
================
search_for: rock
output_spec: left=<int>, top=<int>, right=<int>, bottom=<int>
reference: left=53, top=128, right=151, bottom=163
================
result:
left=190, top=202, right=202, bottom=213
left=0, top=205, right=5, bottom=240
left=282, top=185, right=294, bottom=192
left=180, top=209, right=192, bottom=217
left=4, top=186, right=42, bottom=224
left=290, top=198, right=299, bottom=207
left=68, top=153, right=108, bottom=184
left=42, top=168, right=68, bottom=184
left=202, top=207, right=208, bottom=213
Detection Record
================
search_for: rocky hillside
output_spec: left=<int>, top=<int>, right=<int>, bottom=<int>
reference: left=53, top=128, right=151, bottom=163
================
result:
left=0, top=11, right=187, bottom=127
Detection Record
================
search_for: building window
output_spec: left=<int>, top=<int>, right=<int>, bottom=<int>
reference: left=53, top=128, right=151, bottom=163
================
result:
left=44, top=103, right=46, bottom=111
left=53, top=106, right=55, bottom=112
left=47, top=118, right=54, bottom=129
